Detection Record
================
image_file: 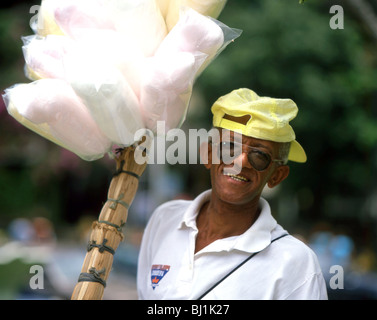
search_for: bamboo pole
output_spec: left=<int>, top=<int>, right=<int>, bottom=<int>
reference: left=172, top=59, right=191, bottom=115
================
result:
left=71, top=145, right=147, bottom=300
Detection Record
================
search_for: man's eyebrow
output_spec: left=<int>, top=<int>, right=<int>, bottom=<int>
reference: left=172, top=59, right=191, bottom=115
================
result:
left=246, top=142, right=274, bottom=155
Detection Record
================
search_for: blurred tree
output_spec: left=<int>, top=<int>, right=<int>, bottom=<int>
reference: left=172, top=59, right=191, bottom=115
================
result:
left=344, top=0, right=377, bottom=43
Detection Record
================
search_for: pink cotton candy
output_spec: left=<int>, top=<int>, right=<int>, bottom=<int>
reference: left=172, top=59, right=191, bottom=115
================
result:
left=139, top=9, right=224, bottom=133
left=4, top=79, right=112, bottom=159
left=140, top=51, right=206, bottom=132
left=156, top=8, right=224, bottom=61
left=53, top=0, right=115, bottom=39
left=22, top=35, right=74, bottom=80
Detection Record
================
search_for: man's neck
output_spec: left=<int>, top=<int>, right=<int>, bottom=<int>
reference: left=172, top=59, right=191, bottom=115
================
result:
left=195, top=195, right=261, bottom=253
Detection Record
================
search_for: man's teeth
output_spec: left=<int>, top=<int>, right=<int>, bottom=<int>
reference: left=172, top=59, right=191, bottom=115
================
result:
left=224, top=172, right=249, bottom=182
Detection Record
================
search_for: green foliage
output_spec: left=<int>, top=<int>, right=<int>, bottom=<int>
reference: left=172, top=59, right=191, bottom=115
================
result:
left=0, top=260, right=35, bottom=299
left=0, top=5, right=32, bottom=88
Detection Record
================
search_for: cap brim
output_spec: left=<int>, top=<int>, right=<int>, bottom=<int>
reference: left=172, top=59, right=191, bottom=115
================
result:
left=288, top=140, right=307, bottom=163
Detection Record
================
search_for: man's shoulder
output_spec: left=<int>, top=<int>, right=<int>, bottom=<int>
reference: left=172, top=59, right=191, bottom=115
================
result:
left=272, top=233, right=322, bottom=268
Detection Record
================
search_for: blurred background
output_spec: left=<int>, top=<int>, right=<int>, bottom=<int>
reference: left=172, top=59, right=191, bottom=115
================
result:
left=1, top=0, right=377, bottom=299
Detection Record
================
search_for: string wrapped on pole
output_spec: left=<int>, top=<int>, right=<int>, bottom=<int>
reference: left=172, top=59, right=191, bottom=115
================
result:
left=71, top=146, right=147, bottom=300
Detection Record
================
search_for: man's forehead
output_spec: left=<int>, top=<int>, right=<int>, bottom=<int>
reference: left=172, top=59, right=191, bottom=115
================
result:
left=216, top=127, right=279, bottom=154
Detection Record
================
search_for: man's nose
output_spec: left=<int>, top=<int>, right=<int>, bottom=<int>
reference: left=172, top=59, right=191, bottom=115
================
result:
left=233, top=151, right=252, bottom=170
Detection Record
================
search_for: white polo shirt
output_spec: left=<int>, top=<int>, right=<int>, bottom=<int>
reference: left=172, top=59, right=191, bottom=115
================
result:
left=137, top=190, right=328, bottom=300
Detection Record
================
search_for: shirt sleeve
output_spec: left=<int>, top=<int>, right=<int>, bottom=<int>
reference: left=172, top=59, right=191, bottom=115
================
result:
left=284, top=272, right=328, bottom=300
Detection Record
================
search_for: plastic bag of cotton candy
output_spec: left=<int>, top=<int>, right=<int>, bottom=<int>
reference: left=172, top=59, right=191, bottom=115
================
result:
left=3, top=0, right=241, bottom=161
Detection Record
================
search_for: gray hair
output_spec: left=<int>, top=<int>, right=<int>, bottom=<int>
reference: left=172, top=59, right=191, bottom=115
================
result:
left=277, top=142, right=291, bottom=165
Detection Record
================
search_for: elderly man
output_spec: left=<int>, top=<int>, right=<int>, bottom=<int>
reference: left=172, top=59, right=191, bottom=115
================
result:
left=137, top=88, right=328, bottom=300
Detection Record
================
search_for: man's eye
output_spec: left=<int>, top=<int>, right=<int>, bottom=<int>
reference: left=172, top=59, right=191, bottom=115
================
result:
left=222, top=141, right=235, bottom=152
left=222, top=141, right=234, bottom=148
left=251, top=150, right=270, bottom=162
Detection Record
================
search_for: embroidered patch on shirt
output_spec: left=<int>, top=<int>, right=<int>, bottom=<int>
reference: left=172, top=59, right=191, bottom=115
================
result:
left=151, top=264, right=170, bottom=290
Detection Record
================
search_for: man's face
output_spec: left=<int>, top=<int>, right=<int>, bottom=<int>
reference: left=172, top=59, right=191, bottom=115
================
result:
left=204, top=129, right=289, bottom=206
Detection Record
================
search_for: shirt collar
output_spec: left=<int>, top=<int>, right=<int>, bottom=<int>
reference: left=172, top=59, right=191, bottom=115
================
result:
left=178, top=189, right=278, bottom=253
left=179, top=189, right=212, bottom=231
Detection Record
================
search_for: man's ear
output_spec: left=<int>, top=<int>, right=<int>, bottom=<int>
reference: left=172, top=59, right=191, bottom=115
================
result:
left=267, top=165, right=290, bottom=188
left=200, top=141, right=212, bottom=169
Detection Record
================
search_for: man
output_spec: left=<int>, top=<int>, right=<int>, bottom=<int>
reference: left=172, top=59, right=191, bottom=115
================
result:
left=137, top=88, right=328, bottom=300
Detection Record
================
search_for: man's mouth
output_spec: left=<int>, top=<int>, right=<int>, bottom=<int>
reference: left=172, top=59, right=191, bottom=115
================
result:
left=223, top=172, right=250, bottom=182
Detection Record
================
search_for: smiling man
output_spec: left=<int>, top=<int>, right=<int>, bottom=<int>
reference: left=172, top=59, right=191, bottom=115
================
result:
left=137, top=88, right=328, bottom=300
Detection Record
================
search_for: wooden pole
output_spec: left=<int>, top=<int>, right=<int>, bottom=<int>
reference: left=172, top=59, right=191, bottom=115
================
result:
left=71, top=145, right=147, bottom=300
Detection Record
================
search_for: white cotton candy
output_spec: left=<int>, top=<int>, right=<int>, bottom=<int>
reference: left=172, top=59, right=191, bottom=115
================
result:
left=51, top=0, right=166, bottom=57
left=3, top=80, right=112, bottom=160
left=156, top=8, right=224, bottom=76
left=140, top=51, right=206, bottom=132
left=108, top=0, right=168, bottom=57
left=67, top=55, right=144, bottom=146
left=165, top=0, right=227, bottom=31
left=140, top=9, right=230, bottom=133
left=69, top=29, right=145, bottom=98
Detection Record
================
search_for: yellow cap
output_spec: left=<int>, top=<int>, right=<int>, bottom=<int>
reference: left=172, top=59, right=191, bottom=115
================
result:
left=211, top=88, right=307, bottom=163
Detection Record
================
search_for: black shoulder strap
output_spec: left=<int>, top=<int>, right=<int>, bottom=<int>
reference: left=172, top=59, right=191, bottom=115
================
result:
left=196, top=233, right=289, bottom=300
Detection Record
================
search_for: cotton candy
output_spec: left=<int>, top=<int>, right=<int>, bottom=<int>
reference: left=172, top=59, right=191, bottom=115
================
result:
left=140, top=51, right=206, bottom=132
left=139, top=8, right=230, bottom=133
left=23, top=30, right=144, bottom=97
left=3, top=0, right=241, bottom=161
left=3, top=79, right=112, bottom=160
left=107, top=0, right=167, bottom=57
left=156, top=8, right=225, bottom=78
left=50, top=0, right=166, bottom=58
left=52, top=0, right=114, bottom=39
left=22, top=34, right=74, bottom=80
left=67, top=54, right=144, bottom=146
